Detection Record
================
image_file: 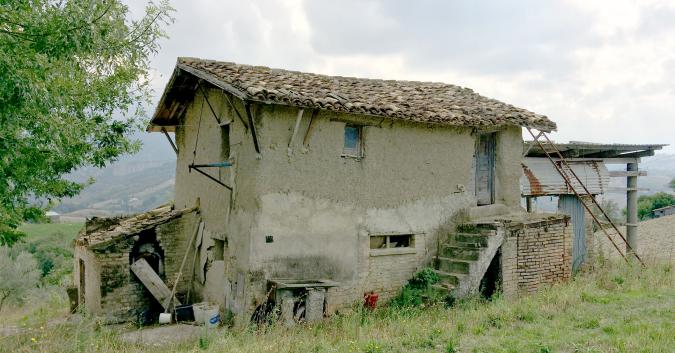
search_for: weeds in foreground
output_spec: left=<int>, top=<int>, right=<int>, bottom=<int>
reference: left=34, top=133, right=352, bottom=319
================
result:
left=1, top=260, right=673, bottom=353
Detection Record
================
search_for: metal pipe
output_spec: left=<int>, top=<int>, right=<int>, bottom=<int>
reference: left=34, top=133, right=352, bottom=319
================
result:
left=190, top=162, right=232, bottom=168
left=626, top=162, right=639, bottom=256
left=190, top=166, right=232, bottom=190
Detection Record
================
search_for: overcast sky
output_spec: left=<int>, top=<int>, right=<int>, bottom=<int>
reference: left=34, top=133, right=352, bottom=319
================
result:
left=134, top=0, right=675, bottom=154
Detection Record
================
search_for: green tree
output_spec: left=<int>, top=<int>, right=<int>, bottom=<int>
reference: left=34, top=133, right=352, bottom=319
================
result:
left=637, top=192, right=675, bottom=220
left=0, top=1, right=173, bottom=245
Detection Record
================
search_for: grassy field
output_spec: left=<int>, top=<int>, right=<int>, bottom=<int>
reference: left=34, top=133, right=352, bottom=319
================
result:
left=17, top=223, right=84, bottom=249
left=1, top=259, right=672, bottom=353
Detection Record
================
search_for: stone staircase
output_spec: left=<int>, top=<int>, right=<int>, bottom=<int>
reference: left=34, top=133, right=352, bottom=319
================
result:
left=432, top=223, right=504, bottom=298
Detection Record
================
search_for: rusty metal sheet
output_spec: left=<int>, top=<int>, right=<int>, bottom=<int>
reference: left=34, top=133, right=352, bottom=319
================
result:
left=520, top=158, right=609, bottom=196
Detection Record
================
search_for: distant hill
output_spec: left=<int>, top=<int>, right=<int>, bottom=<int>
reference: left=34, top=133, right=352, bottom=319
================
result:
left=53, top=133, right=176, bottom=218
left=529, top=153, right=674, bottom=213
left=602, top=153, right=675, bottom=208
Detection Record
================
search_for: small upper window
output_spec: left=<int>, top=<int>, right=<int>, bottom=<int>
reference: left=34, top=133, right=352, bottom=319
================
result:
left=343, top=125, right=363, bottom=158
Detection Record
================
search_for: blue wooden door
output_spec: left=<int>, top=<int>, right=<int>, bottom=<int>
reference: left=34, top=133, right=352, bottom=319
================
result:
left=559, top=195, right=586, bottom=271
left=476, top=133, right=495, bottom=206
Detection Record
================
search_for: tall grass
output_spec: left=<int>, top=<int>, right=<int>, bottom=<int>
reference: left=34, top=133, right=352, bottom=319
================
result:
left=1, top=260, right=673, bottom=353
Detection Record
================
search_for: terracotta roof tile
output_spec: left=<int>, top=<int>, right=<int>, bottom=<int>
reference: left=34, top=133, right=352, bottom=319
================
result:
left=170, top=58, right=556, bottom=131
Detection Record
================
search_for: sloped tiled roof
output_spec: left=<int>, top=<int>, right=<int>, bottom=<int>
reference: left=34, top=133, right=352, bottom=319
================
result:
left=75, top=206, right=197, bottom=250
left=150, top=58, right=557, bottom=131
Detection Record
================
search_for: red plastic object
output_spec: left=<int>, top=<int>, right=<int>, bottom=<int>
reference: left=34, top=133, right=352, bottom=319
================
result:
left=364, top=292, right=378, bottom=310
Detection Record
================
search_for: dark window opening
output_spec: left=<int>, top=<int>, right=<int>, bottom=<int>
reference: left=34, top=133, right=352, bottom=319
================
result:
left=79, top=259, right=85, bottom=305
left=213, top=239, right=225, bottom=261
left=129, top=229, right=165, bottom=278
left=343, top=125, right=363, bottom=157
left=369, top=234, right=415, bottom=250
left=221, top=125, right=230, bottom=159
left=479, top=248, right=502, bottom=299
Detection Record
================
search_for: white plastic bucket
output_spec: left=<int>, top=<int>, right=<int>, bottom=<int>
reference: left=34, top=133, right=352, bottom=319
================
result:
left=192, top=302, right=208, bottom=324
left=203, top=305, right=220, bottom=328
left=158, top=312, right=171, bottom=324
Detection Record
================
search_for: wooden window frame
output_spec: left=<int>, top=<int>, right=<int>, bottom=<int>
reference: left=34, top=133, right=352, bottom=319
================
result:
left=341, top=124, right=364, bottom=159
left=369, top=233, right=417, bottom=256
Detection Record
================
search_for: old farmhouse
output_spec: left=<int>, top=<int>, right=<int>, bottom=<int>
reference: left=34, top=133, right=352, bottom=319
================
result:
left=74, top=58, right=573, bottom=325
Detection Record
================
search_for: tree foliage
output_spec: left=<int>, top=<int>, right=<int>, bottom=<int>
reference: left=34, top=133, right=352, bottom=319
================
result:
left=0, top=0, right=173, bottom=245
left=637, top=192, right=675, bottom=220
left=0, top=246, right=41, bottom=311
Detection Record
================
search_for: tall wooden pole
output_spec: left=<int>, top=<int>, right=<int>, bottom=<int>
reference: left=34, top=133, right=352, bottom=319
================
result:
left=626, top=162, right=639, bottom=256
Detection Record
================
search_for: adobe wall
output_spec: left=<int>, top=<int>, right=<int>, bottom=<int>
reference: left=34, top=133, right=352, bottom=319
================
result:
left=247, top=105, right=524, bottom=313
left=173, top=88, right=264, bottom=316
left=172, top=88, right=526, bottom=321
left=73, top=246, right=102, bottom=314
left=501, top=215, right=572, bottom=297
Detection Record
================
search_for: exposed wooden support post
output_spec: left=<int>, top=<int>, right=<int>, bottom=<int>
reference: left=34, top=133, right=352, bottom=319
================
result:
left=223, top=92, right=249, bottom=130
left=244, top=101, right=261, bottom=156
left=287, top=108, right=304, bottom=156
left=526, top=196, right=533, bottom=213
left=626, top=162, right=639, bottom=256
left=197, top=81, right=222, bottom=125
left=161, top=128, right=178, bottom=155
left=302, top=110, right=319, bottom=147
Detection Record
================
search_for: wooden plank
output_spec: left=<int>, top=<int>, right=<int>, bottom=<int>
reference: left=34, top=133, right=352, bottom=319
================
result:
left=302, top=110, right=318, bottom=147
left=130, top=258, right=180, bottom=310
left=609, top=170, right=647, bottom=177
left=605, top=187, right=649, bottom=193
left=164, top=220, right=202, bottom=311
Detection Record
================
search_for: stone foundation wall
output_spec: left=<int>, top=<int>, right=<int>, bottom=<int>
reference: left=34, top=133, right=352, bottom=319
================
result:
left=501, top=216, right=572, bottom=297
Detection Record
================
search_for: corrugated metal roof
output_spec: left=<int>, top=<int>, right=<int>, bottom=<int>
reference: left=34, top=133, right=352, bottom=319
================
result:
left=523, top=141, right=666, bottom=159
left=520, top=158, right=609, bottom=196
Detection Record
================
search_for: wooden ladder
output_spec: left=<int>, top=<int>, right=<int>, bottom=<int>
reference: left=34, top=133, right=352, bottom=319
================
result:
left=526, top=128, right=645, bottom=266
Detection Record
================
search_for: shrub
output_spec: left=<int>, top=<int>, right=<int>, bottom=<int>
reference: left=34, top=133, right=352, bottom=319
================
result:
left=636, top=192, right=675, bottom=220
left=391, top=268, right=445, bottom=308
left=0, top=246, right=41, bottom=311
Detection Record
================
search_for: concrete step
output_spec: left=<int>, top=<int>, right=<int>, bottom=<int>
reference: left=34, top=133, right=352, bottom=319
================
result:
left=452, top=240, right=486, bottom=249
left=439, top=245, right=480, bottom=261
left=432, top=269, right=465, bottom=286
left=435, top=257, right=471, bottom=274
left=453, top=233, right=489, bottom=246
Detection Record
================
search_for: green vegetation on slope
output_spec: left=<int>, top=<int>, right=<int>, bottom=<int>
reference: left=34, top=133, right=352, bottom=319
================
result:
left=1, top=260, right=672, bottom=353
left=637, top=192, right=675, bottom=220
left=14, top=223, right=83, bottom=285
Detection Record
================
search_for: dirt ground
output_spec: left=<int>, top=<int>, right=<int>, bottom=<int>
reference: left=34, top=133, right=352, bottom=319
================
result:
left=119, top=324, right=204, bottom=346
left=593, top=214, right=675, bottom=263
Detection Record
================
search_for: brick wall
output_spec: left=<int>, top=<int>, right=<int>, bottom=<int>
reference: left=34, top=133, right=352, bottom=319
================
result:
left=91, top=213, right=198, bottom=323
left=501, top=216, right=572, bottom=297
left=324, top=233, right=428, bottom=312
